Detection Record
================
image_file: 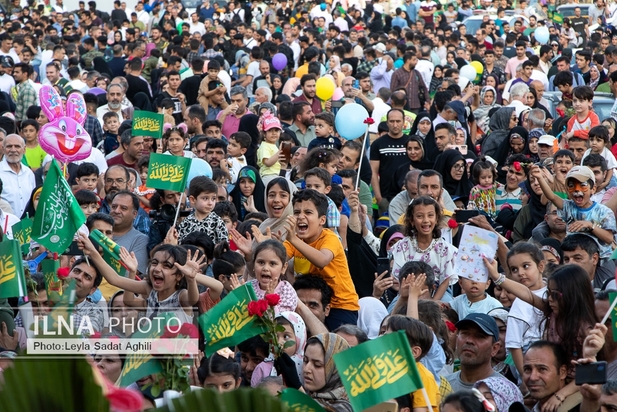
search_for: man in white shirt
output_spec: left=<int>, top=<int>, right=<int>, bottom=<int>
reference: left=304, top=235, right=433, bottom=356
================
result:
left=96, top=84, right=130, bottom=126
left=189, top=12, right=205, bottom=35
left=415, top=45, right=434, bottom=91
left=135, top=1, right=150, bottom=26
left=0, top=56, right=15, bottom=95
left=0, top=33, right=19, bottom=64
left=0, top=135, right=35, bottom=218
left=506, top=82, right=532, bottom=117
left=370, top=88, right=392, bottom=134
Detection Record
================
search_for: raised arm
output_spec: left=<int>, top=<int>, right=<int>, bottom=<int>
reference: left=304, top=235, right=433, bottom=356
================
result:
left=483, top=257, right=547, bottom=311
left=284, top=217, right=333, bottom=269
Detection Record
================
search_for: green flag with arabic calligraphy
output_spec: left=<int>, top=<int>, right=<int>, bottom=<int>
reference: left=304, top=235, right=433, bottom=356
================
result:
left=198, top=283, right=267, bottom=356
left=90, top=229, right=126, bottom=276
left=132, top=110, right=164, bottom=138
left=333, top=330, right=424, bottom=412
left=118, top=313, right=180, bottom=387
left=146, top=153, right=192, bottom=192
left=281, top=388, right=326, bottom=412
left=41, top=259, right=62, bottom=297
left=31, top=160, right=86, bottom=254
left=11, top=217, right=32, bottom=255
left=0, top=240, right=27, bottom=298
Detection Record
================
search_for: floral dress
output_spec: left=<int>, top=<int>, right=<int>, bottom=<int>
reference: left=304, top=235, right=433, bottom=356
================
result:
left=391, top=236, right=458, bottom=288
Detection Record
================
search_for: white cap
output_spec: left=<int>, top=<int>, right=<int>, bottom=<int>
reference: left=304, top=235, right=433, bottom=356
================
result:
left=537, top=135, right=556, bottom=146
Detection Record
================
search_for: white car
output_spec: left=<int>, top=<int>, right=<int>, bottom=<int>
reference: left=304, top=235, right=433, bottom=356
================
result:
left=461, top=14, right=531, bottom=37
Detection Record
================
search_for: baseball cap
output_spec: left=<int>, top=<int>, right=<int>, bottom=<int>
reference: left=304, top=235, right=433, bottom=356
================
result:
left=262, top=115, right=282, bottom=131
left=455, top=313, right=500, bottom=342
left=447, top=100, right=467, bottom=125
left=537, top=134, right=556, bottom=146
left=566, top=165, right=595, bottom=185
left=373, top=42, right=386, bottom=53
left=487, top=307, right=509, bottom=326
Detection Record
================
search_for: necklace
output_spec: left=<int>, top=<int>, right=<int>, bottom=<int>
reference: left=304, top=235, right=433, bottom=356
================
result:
left=411, top=237, right=435, bottom=253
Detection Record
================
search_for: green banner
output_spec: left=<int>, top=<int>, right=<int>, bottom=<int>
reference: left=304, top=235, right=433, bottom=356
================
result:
left=281, top=388, right=326, bottom=412
left=90, top=229, right=125, bottom=276
left=198, top=284, right=267, bottom=356
left=0, top=240, right=27, bottom=298
left=333, top=330, right=424, bottom=412
left=11, top=217, right=32, bottom=255
left=118, top=313, right=179, bottom=387
left=31, top=160, right=86, bottom=254
left=41, top=259, right=62, bottom=297
left=38, top=279, right=77, bottom=338
left=146, top=153, right=192, bottom=192
left=132, top=110, right=164, bottom=138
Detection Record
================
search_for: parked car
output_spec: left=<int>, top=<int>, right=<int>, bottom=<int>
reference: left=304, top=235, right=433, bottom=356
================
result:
left=542, top=91, right=614, bottom=120
left=556, top=4, right=590, bottom=18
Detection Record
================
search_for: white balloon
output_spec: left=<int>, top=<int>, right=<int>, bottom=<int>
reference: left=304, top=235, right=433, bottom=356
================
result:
left=460, top=64, right=477, bottom=81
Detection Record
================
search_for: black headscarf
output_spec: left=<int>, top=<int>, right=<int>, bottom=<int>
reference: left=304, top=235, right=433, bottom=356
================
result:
left=522, top=178, right=546, bottom=238
left=229, top=166, right=266, bottom=219
left=433, top=149, right=473, bottom=203
left=392, top=135, right=434, bottom=191
left=238, top=114, right=260, bottom=168
left=132, top=92, right=153, bottom=112
left=410, top=111, right=439, bottom=162
left=368, top=11, right=384, bottom=32
left=495, top=126, right=529, bottom=183
left=92, top=57, right=112, bottom=79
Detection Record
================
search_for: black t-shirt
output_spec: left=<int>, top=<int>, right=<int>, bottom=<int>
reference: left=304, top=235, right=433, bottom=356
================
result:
left=369, top=134, right=410, bottom=200
left=179, top=74, right=205, bottom=106
left=126, top=74, right=151, bottom=101
left=155, top=91, right=183, bottom=124
left=571, top=17, right=587, bottom=38
left=503, top=46, right=516, bottom=59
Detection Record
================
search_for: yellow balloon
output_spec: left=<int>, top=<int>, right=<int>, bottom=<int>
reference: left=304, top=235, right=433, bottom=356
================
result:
left=470, top=61, right=484, bottom=75
left=315, top=77, right=336, bottom=101
left=295, top=65, right=308, bottom=79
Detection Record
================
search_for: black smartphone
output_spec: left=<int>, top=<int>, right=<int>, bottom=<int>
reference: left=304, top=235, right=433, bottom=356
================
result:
left=455, top=210, right=479, bottom=223
left=575, top=361, right=607, bottom=385
left=377, top=257, right=390, bottom=278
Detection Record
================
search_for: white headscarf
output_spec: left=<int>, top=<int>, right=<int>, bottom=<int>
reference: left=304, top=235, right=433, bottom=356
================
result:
left=357, top=297, right=388, bottom=339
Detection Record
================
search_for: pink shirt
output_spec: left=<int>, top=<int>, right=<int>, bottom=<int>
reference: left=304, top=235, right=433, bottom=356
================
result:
left=217, top=108, right=249, bottom=139
left=505, top=56, right=527, bottom=79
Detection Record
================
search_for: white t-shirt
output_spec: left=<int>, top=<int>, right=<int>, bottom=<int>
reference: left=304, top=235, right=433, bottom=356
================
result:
left=0, top=73, right=15, bottom=95
left=189, top=21, right=206, bottom=35
left=506, top=287, right=546, bottom=350
left=246, top=60, right=261, bottom=95
left=582, top=147, right=617, bottom=169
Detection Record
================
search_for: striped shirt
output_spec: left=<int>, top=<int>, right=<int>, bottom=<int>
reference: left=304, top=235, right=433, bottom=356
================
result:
left=495, top=184, right=523, bottom=212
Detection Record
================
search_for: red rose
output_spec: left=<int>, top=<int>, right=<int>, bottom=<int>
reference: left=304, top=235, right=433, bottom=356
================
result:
left=248, top=300, right=260, bottom=316
left=513, top=161, right=521, bottom=172
left=447, top=219, right=458, bottom=229
left=265, top=294, right=280, bottom=307
left=257, top=299, right=269, bottom=313
left=161, top=325, right=180, bottom=339
left=248, top=300, right=267, bottom=317
left=57, top=267, right=70, bottom=279
left=178, top=323, right=199, bottom=339
left=363, top=118, right=375, bottom=125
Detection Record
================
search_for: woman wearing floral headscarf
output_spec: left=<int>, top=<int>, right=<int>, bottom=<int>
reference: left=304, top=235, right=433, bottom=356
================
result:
left=474, top=376, right=524, bottom=412
left=473, top=86, right=501, bottom=135
left=303, top=333, right=353, bottom=412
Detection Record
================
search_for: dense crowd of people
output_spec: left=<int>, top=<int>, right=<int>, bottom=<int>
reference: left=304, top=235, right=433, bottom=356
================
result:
left=4, top=0, right=617, bottom=410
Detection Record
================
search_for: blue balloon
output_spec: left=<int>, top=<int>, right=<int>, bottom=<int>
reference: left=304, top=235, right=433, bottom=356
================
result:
left=335, top=103, right=370, bottom=141
left=534, top=26, right=550, bottom=45
left=186, top=158, right=213, bottom=189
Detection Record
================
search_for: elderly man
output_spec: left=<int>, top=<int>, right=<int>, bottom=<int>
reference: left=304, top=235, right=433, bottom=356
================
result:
left=0, top=134, right=35, bottom=217
left=446, top=313, right=517, bottom=392
left=96, top=83, right=130, bottom=125
left=506, top=82, right=531, bottom=117
left=217, top=85, right=249, bottom=139
left=254, top=86, right=272, bottom=104
left=389, top=170, right=420, bottom=224
left=109, top=190, right=149, bottom=274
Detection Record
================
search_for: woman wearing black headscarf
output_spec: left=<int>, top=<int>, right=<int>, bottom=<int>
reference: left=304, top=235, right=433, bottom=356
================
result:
left=433, top=149, right=473, bottom=206
left=132, top=92, right=153, bottom=112
left=512, top=175, right=547, bottom=243
left=238, top=113, right=260, bottom=168
left=368, top=11, right=384, bottom=33
left=494, top=127, right=529, bottom=184
left=410, top=111, right=439, bottom=162
left=229, top=166, right=266, bottom=220
left=392, top=135, right=434, bottom=192
left=92, top=57, right=113, bottom=79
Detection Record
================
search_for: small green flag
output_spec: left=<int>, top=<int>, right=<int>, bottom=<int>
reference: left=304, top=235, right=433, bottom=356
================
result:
left=553, top=12, right=564, bottom=24
left=198, top=284, right=267, bottom=356
left=132, top=110, right=164, bottom=138
left=0, top=240, right=27, bottom=298
left=281, top=388, right=326, bottom=412
left=146, top=153, right=192, bottom=192
left=118, top=313, right=178, bottom=387
left=41, top=259, right=62, bottom=297
left=333, top=330, right=424, bottom=412
left=610, top=292, right=617, bottom=341
left=31, top=160, right=86, bottom=254
left=90, top=229, right=125, bottom=276
left=11, top=217, right=33, bottom=255
left=37, top=279, right=77, bottom=338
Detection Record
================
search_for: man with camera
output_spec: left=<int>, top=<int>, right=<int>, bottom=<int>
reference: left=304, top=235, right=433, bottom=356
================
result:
left=147, top=189, right=188, bottom=252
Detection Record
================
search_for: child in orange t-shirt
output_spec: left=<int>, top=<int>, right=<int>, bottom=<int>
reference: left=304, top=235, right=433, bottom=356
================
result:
left=282, top=189, right=359, bottom=331
left=136, top=156, right=156, bottom=212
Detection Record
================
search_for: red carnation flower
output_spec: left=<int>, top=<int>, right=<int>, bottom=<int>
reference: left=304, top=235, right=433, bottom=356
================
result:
left=447, top=219, right=458, bottom=229
left=57, top=267, right=70, bottom=279
left=513, top=161, right=522, bottom=172
left=363, top=118, right=375, bottom=125
left=265, top=294, right=280, bottom=307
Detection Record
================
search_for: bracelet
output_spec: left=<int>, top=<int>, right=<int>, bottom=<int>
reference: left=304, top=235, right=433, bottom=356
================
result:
left=494, top=273, right=506, bottom=286
left=554, top=394, right=564, bottom=403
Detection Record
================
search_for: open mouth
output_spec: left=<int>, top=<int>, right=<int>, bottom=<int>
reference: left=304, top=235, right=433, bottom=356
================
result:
left=57, top=134, right=86, bottom=156
left=297, top=222, right=309, bottom=235
left=271, top=205, right=284, bottom=215
left=151, top=273, right=165, bottom=288
left=571, top=193, right=584, bottom=204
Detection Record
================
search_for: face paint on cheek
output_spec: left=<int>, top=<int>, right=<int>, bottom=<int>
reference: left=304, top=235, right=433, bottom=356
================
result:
left=568, top=181, right=589, bottom=194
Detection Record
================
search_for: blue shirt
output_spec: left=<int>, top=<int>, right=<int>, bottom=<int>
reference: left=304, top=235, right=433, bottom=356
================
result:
left=559, top=200, right=617, bottom=259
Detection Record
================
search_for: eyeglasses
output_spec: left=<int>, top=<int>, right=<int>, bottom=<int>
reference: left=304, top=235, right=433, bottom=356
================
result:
left=453, top=164, right=465, bottom=171
left=105, top=178, right=126, bottom=185
left=511, top=116, right=518, bottom=121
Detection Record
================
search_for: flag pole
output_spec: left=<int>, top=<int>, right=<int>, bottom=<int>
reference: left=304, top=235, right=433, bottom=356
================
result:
left=172, top=192, right=185, bottom=228
left=354, top=125, right=370, bottom=192
left=421, top=387, right=434, bottom=412
left=601, top=295, right=617, bottom=325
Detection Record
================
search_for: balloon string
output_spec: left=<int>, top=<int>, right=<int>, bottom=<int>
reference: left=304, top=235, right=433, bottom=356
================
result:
left=354, top=126, right=369, bottom=192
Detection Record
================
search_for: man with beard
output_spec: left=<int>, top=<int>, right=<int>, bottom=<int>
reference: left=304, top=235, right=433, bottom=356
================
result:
left=532, top=201, right=567, bottom=243
left=293, top=73, right=321, bottom=115
left=390, top=51, right=428, bottom=113
left=107, top=130, right=144, bottom=170
left=288, top=101, right=316, bottom=147
left=0, top=134, right=35, bottom=217
left=96, top=83, right=129, bottom=124
left=184, top=105, right=206, bottom=141
left=417, top=169, right=457, bottom=213
left=100, top=165, right=151, bottom=236
left=154, top=70, right=185, bottom=124
left=67, top=257, right=105, bottom=332
left=217, top=85, right=249, bottom=139
left=446, top=313, right=510, bottom=391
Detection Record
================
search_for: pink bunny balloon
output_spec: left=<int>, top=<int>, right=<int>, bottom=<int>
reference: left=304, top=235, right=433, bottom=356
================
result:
left=38, top=85, right=92, bottom=163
